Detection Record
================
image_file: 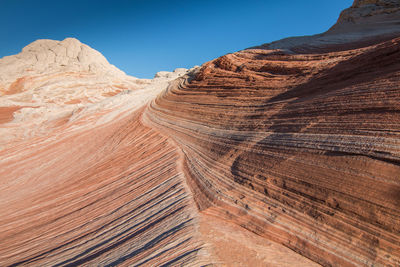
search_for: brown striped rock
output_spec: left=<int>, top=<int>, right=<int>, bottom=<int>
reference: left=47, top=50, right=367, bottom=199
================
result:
left=2, top=1, right=400, bottom=266
left=145, top=2, right=400, bottom=266
left=0, top=39, right=210, bottom=265
left=0, top=38, right=316, bottom=266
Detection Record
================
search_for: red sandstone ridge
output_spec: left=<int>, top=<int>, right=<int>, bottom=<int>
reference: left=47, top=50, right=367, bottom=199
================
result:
left=145, top=1, right=400, bottom=266
left=0, top=39, right=210, bottom=265
left=1, top=1, right=400, bottom=266
left=0, top=37, right=312, bottom=266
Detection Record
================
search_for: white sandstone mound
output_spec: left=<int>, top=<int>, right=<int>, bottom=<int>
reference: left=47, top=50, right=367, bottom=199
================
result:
left=154, top=68, right=189, bottom=79
left=0, top=38, right=138, bottom=88
left=0, top=38, right=193, bottom=146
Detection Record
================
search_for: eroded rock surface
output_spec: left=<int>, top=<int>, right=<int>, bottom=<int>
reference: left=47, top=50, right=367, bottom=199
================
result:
left=146, top=2, right=400, bottom=266
left=0, top=38, right=314, bottom=266
left=1, top=0, right=400, bottom=266
left=0, top=39, right=212, bottom=266
left=258, top=0, right=400, bottom=53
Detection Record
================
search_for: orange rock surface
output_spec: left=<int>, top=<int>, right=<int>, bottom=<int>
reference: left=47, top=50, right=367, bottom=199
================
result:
left=1, top=1, right=400, bottom=266
left=146, top=34, right=400, bottom=267
left=0, top=109, right=205, bottom=265
left=0, top=38, right=316, bottom=266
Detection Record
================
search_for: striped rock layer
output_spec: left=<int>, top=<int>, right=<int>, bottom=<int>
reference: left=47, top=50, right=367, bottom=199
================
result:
left=146, top=36, right=400, bottom=266
left=0, top=109, right=207, bottom=266
left=1, top=1, right=400, bottom=266
left=0, top=38, right=315, bottom=266
left=0, top=39, right=211, bottom=265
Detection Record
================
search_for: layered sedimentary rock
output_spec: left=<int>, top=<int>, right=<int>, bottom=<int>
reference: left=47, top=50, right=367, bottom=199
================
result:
left=0, top=39, right=211, bottom=266
left=0, top=38, right=145, bottom=145
left=260, top=0, right=400, bottom=53
left=145, top=2, right=400, bottom=266
left=0, top=38, right=317, bottom=266
left=0, top=110, right=206, bottom=266
left=2, top=1, right=400, bottom=266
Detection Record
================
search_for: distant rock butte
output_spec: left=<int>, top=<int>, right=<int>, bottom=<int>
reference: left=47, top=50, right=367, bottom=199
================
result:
left=1, top=0, right=400, bottom=266
left=259, top=0, right=400, bottom=53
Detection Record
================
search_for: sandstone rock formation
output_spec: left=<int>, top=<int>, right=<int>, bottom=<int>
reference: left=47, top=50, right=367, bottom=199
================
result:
left=0, top=38, right=314, bottom=266
left=1, top=0, right=400, bottom=266
left=0, top=38, right=143, bottom=145
left=259, top=0, right=400, bottom=53
left=145, top=1, right=400, bottom=266
left=0, top=39, right=212, bottom=266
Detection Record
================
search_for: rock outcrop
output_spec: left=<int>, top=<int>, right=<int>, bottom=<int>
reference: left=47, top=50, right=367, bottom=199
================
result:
left=1, top=0, right=400, bottom=266
left=145, top=1, right=400, bottom=266
left=0, top=39, right=212, bottom=266
left=258, top=0, right=400, bottom=53
left=0, top=38, right=193, bottom=146
left=0, top=38, right=128, bottom=84
left=0, top=37, right=314, bottom=266
left=0, top=38, right=144, bottom=146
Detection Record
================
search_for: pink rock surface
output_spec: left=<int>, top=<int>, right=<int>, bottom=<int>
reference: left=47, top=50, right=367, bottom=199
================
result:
left=1, top=1, right=400, bottom=266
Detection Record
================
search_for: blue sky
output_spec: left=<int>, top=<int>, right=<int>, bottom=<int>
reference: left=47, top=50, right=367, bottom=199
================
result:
left=0, top=0, right=352, bottom=78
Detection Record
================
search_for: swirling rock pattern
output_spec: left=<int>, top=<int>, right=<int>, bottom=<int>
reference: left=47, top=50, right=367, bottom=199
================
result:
left=146, top=36, right=400, bottom=266
left=0, top=109, right=207, bottom=266
left=2, top=1, right=400, bottom=266
left=0, top=39, right=211, bottom=265
left=0, top=38, right=317, bottom=266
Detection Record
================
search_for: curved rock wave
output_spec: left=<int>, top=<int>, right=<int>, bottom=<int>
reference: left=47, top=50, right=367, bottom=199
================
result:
left=1, top=1, right=400, bottom=266
left=0, top=107, right=211, bottom=266
left=146, top=36, right=400, bottom=266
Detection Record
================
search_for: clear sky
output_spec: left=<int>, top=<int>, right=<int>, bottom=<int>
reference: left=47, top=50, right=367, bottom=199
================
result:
left=0, top=0, right=353, bottom=78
